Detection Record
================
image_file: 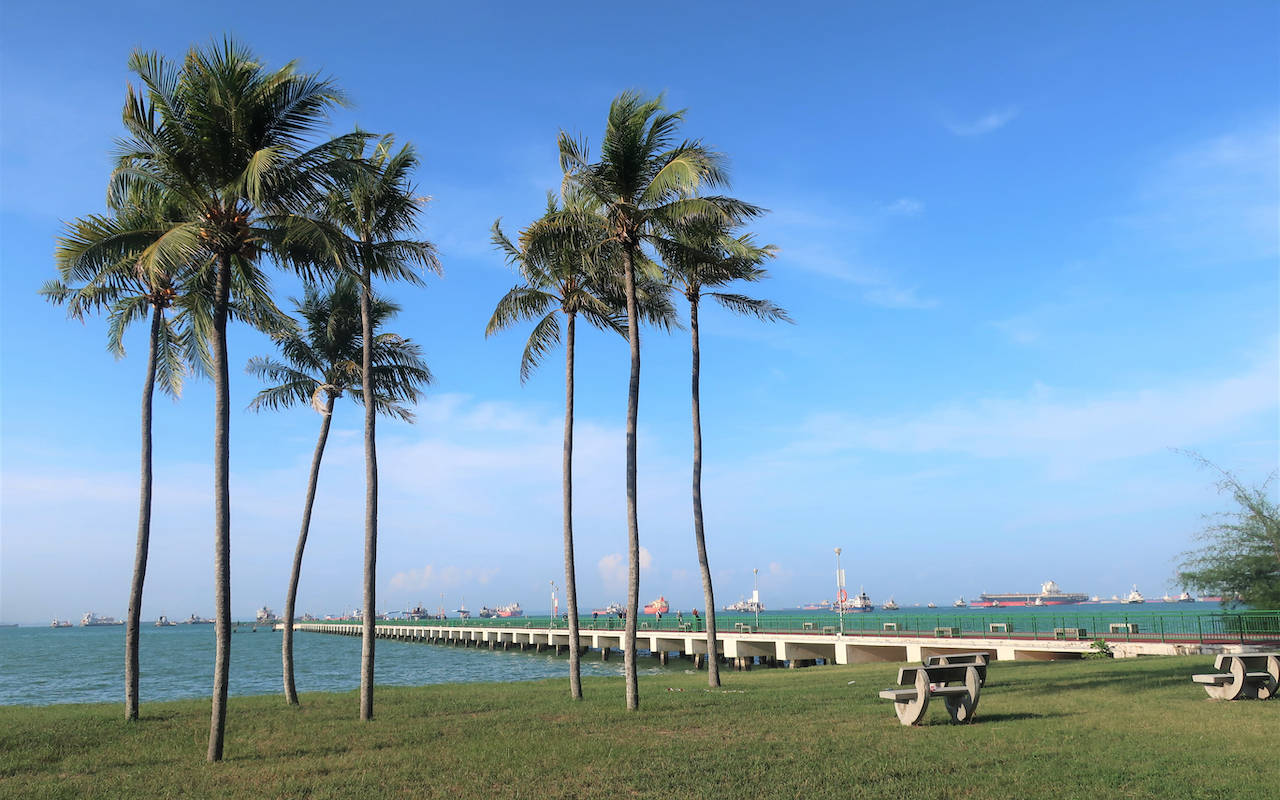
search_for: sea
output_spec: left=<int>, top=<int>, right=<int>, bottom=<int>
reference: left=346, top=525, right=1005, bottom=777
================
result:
left=0, top=604, right=1237, bottom=707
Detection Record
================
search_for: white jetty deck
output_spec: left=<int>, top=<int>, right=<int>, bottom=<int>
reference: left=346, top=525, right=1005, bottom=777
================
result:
left=281, top=621, right=1235, bottom=665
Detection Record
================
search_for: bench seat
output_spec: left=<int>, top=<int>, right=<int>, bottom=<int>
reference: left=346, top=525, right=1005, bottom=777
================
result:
left=1192, top=672, right=1270, bottom=686
left=879, top=686, right=971, bottom=702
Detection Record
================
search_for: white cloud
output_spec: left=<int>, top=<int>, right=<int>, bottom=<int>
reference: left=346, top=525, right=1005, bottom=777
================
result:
left=388, top=563, right=500, bottom=591
left=946, top=108, right=1018, bottom=136
left=793, top=360, right=1278, bottom=476
left=1123, top=122, right=1279, bottom=261
left=884, top=198, right=924, bottom=215
left=597, top=547, right=652, bottom=588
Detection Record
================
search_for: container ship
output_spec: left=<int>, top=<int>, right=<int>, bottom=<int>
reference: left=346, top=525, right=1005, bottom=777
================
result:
left=969, top=580, right=1088, bottom=608
left=80, top=612, right=124, bottom=626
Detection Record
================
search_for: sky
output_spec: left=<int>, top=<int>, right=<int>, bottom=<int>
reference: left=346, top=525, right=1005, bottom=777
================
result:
left=1, top=2, right=1276, bottom=623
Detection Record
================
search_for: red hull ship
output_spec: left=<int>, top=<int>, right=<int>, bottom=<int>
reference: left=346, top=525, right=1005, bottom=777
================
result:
left=969, top=580, right=1087, bottom=608
left=643, top=596, right=669, bottom=615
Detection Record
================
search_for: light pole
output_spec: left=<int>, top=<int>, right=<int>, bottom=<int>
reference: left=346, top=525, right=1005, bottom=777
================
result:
left=753, top=568, right=760, bottom=628
left=439, top=593, right=444, bottom=620
left=550, top=580, right=559, bottom=625
left=835, top=547, right=845, bottom=635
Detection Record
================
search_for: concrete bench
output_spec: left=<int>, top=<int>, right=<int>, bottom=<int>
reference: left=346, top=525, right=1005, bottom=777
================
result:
left=879, top=662, right=987, bottom=725
left=988, top=622, right=1008, bottom=633
left=925, top=652, right=990, bottom=686
left=1192, top=653, right=1279, bottom=700
left=934, top=627, right=961, bottom=638
left=1054, top=627, right=1087, bottom=640
left=1109, top=623, right=1139, bottom=634
left=882, top=622, right=899, bottom=631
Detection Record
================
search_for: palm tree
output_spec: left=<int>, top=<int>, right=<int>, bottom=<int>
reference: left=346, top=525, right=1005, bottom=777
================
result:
left=111, top=38, right=358, bottom=760
left=487, top=194, right=626, bottom=700
left=558, top=91, right=761, bottom=709
left=248, top=277, right=431, bottom=705
left=42, top=191, right=195, bottom=722
left=658, top=223, right=788, bottom=688
left=316, top=134, right=439, bottom=722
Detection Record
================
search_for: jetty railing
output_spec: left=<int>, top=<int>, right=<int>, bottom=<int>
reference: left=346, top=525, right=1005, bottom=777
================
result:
left=307, top=609, right=1280, bottom=646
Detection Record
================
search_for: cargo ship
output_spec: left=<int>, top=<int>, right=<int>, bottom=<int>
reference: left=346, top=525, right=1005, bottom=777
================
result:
left=802, top=599, right=834, bottom=611
left=80, top=612, right=123, bottom=626
left=592, top=602, right=625, bottom=616
left=969, top=580, right=1088, bottom=608
left=493, top=602, right=523, bottom=618
left=833, top=588, right=874, bottom=613
left=643, top=596, right=669, bottom=615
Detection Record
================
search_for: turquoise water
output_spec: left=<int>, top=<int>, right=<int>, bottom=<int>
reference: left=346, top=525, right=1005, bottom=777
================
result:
left=0, top=624, right=679, bottom=707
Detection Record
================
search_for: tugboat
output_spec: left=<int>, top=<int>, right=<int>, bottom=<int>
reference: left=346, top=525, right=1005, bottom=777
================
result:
left=478, top=606, right=496, bottom=619
left=926, top=602, right=938, bottom=609
left=882, top=597, right=900, bottom=611
left=51, top=618, right=72, bottom=628
left=183, top=613, right=214, bottom=624
left=953, top=598, right=967, bottom=608
left=643, top=596, right=670, bottom=615
left=155, top=615, right=175, bottom=627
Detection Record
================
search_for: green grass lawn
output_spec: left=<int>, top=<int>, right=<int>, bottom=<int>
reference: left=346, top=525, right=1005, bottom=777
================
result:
left=1, top=655, right=1275, bottom=799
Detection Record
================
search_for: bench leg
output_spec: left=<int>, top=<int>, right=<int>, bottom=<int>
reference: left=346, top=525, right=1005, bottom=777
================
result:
left=893, top=671, right=931, bottom=726
left=1261, top=656, right=1279, bottom=701
left=943, top=666, right=982, bottom=724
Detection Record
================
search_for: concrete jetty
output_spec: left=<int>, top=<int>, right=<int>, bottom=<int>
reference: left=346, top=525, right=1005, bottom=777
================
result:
left=280, top=619, right=1274, bottom=665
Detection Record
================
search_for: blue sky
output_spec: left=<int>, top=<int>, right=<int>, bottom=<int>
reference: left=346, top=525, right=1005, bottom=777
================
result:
left=2, top=2, right=1276, bottom=623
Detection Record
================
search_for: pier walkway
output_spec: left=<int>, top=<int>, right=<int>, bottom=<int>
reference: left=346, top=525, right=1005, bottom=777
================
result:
left=283, top=609, right=1280, bottom=665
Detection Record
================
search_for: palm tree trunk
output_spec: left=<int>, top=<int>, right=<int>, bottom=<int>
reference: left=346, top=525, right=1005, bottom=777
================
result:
left=563, top=311, right=582, bottom=700
left=689, top=296, right=720, bottom=687
left=621, top=245, right=641, bottom=711
left=125, top=306, right=162, bottom=721
left=208, top=252, right=233, bottom=762
left=359, top=264, right=378, bottom=722
left=283, top=394, right=336, bottom=705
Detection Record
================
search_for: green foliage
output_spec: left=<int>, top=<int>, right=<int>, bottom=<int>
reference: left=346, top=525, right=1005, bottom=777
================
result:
left=1177, top=452, right=1280, bottom=610
left=246, top=277, right=431, bottom=421
left=2, top=658, right=1278, bottom=798
left=1085, top=638, right=1113, bottom=659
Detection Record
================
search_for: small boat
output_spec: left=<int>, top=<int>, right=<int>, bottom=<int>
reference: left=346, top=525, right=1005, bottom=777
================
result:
left=990, top=599, right=1002, bottom=608
left=183, top=613, right=214, bottom=625
left=953, top=598, right=967, bottom=608
left=1174, top=591, right=1195, bottom=603
left=155, top=615, right=175, bottom=627
left=926, top=602, right=937, bottom=609
left=1121, top=585, right=1145, bottom=604
left=494, top=602, right=523, bottom=618
left=643, top=596, right=669, bottom=615
left=882, top=597, right=900, bottom=611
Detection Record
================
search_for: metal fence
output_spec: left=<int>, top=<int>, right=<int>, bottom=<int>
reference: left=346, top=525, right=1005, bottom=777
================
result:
left=310, top=609, right=1280, bottom=645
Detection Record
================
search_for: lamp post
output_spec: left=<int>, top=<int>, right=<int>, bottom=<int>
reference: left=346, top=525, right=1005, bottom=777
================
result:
left=439, top=593, right=444, bottom=620
left=835, top=548, right=845, bottom=635
left=753, top=568, right=760, bottom=628
left=550, top=581, right=559, bottom=625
